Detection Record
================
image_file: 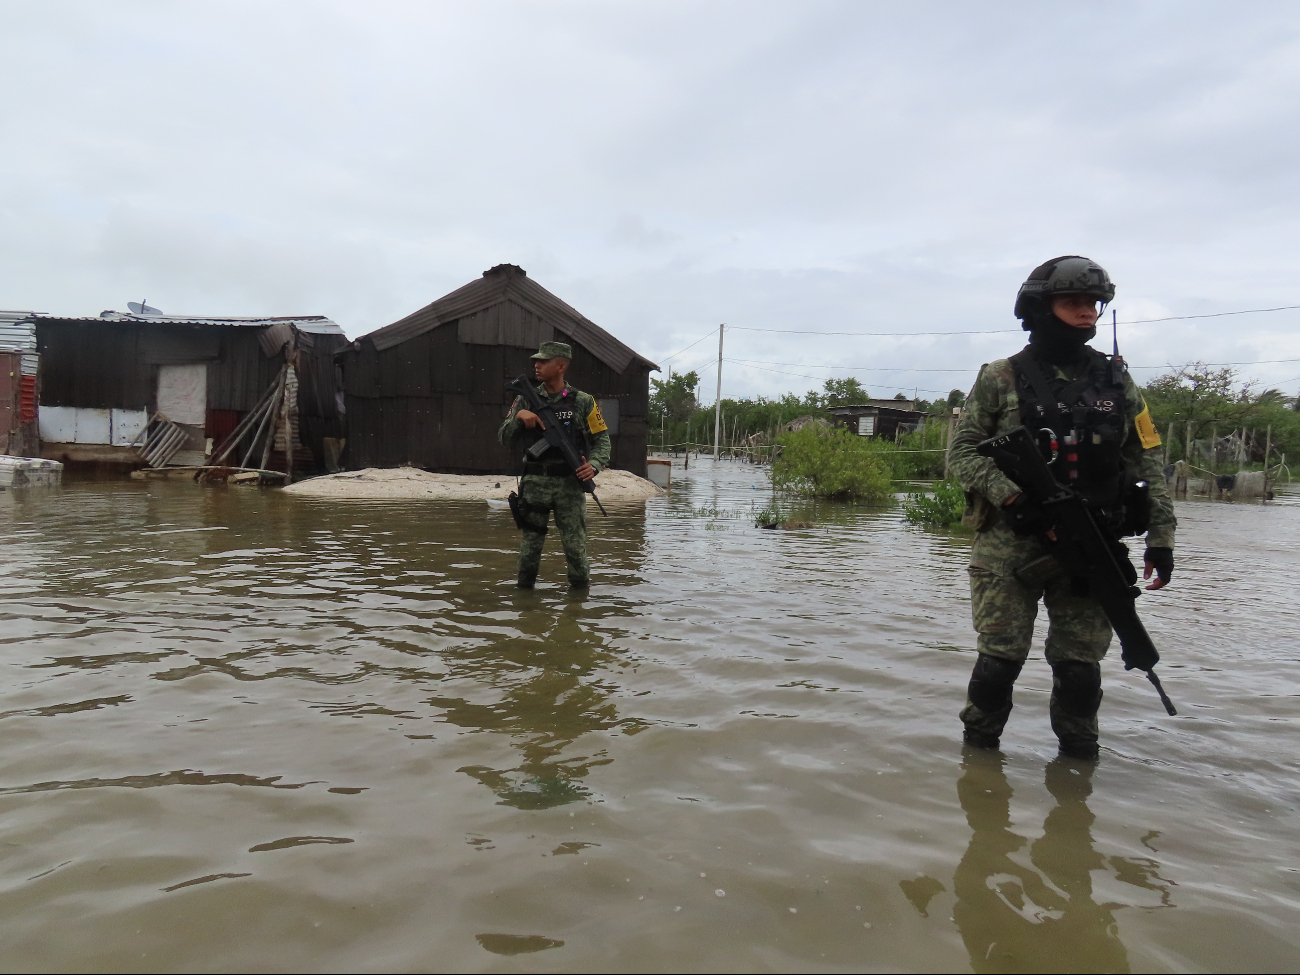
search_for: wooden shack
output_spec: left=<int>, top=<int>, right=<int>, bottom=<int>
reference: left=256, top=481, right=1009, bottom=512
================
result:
left=828, top=402, right=928, bottom=440
left=338, top=264, right=657, bottom=477
left=32, top=309, right=347, bottom=472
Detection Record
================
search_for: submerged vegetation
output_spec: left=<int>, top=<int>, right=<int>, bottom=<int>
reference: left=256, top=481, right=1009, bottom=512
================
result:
left=901, top=478, right=967, bottom=527
left=771, top=427, right=892, bottom=501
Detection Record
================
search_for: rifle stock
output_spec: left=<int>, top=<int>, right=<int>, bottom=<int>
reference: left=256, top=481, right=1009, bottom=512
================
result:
left=506, top=376, right=607, bottom=517
left=976, top=426, right=1176, bottom=715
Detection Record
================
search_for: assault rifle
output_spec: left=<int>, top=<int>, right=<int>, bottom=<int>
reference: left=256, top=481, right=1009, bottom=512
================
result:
left=505, top=375, right=607, bottom=517
left=977, top=425, right=1177, bottom=715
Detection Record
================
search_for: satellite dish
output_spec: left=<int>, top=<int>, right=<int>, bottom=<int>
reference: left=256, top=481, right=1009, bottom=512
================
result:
left=127, top=300, right=163, bottom=316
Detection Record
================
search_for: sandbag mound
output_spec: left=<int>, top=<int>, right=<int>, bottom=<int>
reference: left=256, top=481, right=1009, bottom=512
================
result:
left=283, top=467, right=663, bottom=501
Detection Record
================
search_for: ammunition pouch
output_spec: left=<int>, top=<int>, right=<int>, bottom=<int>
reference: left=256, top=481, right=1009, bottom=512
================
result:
left=1014, top=554, right=1067, bottom=589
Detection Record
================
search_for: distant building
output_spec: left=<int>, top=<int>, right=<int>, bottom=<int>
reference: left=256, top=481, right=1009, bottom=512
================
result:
left=828, top=402, right=928, bottom=439
left=0, top=311, right=40, bottom=457
left=336, top=264, right=657, bottom=476
left=30, top=307, right=347, bottom=471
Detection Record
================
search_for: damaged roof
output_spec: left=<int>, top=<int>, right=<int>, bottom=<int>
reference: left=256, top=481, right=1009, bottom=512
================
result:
left=22, top=309, right=344, bottom=336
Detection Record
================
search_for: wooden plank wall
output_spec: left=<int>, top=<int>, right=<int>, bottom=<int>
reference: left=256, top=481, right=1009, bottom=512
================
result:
left=342, top=309, right=651, bottom=476
left=36, top=321, right=346, bottom=469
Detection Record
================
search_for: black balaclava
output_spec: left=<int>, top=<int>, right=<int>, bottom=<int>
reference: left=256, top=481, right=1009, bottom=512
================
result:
left=1026, top=304, right=1096, bottom=365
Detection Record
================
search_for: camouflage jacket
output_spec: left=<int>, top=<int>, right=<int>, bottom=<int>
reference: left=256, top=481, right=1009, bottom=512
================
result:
left=948, top=350, right=1176, bottom=549
left=497, top=383, right=612, bottom=473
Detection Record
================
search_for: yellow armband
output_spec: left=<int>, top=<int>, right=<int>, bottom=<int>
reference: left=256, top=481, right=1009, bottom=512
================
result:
left=1134, top=402, right=1161, bottom=449
left=587, top=402, right=608, bottom=435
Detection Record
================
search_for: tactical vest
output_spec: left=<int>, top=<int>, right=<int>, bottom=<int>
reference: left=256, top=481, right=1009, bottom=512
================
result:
left=1010, top=347, right=1144, bottom=534
left=517, top=387, right=591, bottom=468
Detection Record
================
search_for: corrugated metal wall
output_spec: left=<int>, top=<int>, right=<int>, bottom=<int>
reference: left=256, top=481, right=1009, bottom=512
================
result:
left=341, top=307, right=651, bottom=476
left=36, top=321, right=347, bottom=469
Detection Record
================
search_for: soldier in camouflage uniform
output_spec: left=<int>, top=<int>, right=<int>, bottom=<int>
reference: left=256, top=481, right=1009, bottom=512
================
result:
left=947, top=256, right=1176, bottom=759
left=498, top=341, right=611, bottom=589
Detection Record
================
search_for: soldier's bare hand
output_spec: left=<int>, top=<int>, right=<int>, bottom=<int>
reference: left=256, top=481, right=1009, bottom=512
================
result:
left=517, top=409, right=545, bottom=430
left=575, top=457, right=595, bottom=482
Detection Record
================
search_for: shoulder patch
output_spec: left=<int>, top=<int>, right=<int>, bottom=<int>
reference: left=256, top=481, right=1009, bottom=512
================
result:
left=587, top=401, right=608, bottom=435
left=1135, top=401, right=1161, bottom=449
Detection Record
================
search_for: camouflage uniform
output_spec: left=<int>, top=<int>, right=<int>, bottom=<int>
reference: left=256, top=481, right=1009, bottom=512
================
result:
left=498, top=383, right=611, bottom=588
left=948, top=354, right=1175, bottom=746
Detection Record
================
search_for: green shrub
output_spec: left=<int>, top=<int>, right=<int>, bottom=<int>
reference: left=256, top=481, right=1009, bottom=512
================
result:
left=772, top=427, right=892, bottom=501
left=901, top=478, right=967, bottom=527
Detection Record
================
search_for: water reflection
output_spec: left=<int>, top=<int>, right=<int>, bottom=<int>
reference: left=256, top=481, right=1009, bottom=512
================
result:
left=435, top=601, right=645, bottom=809
left=945, top=751, right=1173, bottom=973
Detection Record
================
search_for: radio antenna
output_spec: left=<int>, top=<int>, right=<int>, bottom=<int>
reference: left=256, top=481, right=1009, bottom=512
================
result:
left=1112, top=308, right=1119, bottom=357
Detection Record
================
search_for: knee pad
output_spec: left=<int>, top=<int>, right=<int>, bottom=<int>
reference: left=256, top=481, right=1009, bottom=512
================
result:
left=968, top=654, right=1024, bottom=713
left=1052, top=661, right=1103, bottom=717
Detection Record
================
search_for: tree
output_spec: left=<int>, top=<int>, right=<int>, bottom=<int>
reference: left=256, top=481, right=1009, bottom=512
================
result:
left=650, top=370, right=700, bottom=423
left=1142, top=362, right=1300, bottom=468
left=1144, top=363, right=1248, bottom=427
left=822, top=377, right=868, bottom=407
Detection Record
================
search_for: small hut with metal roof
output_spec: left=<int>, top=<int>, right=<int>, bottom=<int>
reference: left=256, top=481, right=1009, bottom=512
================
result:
left=337, top=264, right=657, bottom=477
left=31, top=306, right=347, bottom=474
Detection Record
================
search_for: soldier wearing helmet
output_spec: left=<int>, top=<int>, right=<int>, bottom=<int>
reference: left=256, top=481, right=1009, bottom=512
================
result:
left=946, top=256, right=1176, bottom=760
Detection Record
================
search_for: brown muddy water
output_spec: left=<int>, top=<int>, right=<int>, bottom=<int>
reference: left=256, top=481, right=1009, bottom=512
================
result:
left=0, top=458, right=1297, bottom=973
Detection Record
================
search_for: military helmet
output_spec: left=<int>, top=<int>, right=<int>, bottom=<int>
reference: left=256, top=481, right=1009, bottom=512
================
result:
left=1014, top=255, right=1116, bottom=323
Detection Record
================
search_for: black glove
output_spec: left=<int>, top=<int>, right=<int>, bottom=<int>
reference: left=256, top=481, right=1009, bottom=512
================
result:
left=1001, top=494, right=1050, bottom=536
left=1144, top=546, right=1174, bottom=584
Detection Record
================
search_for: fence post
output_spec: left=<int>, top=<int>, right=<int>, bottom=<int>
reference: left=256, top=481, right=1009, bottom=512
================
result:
left=944, top=407, right=961, bottom=480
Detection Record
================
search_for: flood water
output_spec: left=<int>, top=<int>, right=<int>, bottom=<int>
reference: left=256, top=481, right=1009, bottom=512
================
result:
left=0, top=458, right=1297, bottom=973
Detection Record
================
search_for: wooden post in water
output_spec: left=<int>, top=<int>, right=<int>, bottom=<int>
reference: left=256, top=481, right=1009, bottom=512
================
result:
left=1185, top=421, right=1194, bottom=467
left=944, top=407, right=960, bottom=480
left=1263, top=424, right=1273, bottom=503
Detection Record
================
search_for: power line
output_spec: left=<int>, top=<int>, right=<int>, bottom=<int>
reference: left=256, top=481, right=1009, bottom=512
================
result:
left=658, top=326, right=719, bottom=363
left=1121, top=303, right=1300, bottom=324
left=1128, top=357, right=1300, bottom=368
left=719, top=302, right=1300, bottom=339
left=730, top=326, right=1019, bottom=337
left=728, top=357, right=971, bottom=373
left=720, top=359, right=956, bottom=395
left=725, top=355, right=1300, bottom=374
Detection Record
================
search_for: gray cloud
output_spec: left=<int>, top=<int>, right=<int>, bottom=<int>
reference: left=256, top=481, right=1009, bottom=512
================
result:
left=2, top=0, right=1299, bottom=398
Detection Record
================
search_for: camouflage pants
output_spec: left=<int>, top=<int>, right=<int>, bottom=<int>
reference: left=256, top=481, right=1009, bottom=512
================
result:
left=516, top=475, right=589, bottom=588
left=961, top=524, right=1115, bottom=746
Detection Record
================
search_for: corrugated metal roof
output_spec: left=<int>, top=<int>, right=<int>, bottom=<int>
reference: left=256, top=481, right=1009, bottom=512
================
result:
left=362, top=265, right=658, bottom=373
left=33, top=310, right=344, bottom=336
left=0, top=314, right=38, bottom=354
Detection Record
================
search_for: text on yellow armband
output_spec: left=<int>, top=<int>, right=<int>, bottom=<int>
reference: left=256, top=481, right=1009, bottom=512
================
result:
left=587, top=402, right=608, bottom=435
left=1135, top=403, right=1161, bottom=449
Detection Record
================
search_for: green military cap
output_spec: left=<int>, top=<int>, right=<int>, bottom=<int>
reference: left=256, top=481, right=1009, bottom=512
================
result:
left=530, top=340, right=573, bottom=360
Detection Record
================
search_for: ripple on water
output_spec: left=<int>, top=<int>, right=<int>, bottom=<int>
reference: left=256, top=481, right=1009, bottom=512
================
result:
left=0, top=462, right=1295, bottom=971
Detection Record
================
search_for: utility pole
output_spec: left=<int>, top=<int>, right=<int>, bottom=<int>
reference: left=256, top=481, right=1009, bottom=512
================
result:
left=713, top=324, right=725, bottom=460
left=662, top=366, right=669, bottom=454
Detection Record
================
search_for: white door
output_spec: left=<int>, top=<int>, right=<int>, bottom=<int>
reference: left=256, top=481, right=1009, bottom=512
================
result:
left=157, top=364, right=207, bottom=426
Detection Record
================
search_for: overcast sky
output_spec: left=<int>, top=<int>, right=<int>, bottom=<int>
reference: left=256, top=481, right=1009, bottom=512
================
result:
left=3, top=1, right=1299, bottom=402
